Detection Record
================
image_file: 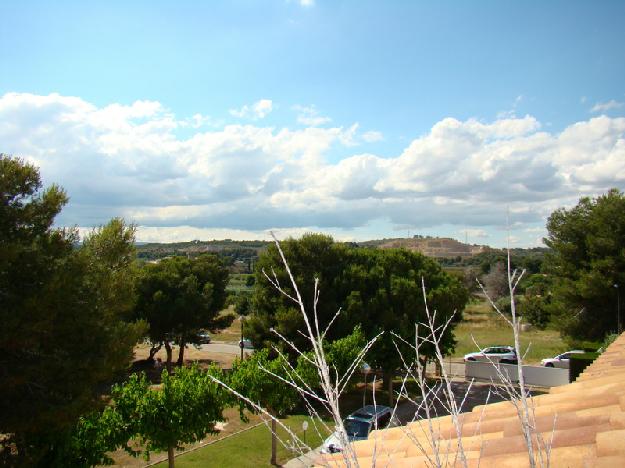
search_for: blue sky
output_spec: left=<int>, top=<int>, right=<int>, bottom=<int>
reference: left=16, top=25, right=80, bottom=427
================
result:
left=1, top=1, right=625, bottom=246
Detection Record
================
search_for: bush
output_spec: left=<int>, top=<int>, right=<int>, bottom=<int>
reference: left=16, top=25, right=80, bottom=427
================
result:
left=520, top=295, right=551, bottom=330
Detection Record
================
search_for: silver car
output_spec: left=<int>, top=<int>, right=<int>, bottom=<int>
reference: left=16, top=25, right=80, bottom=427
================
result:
left=464, top=346, right=517, bottom=364
left=321, top=405, right=393, bottom=454
left=541, top=350, right=584, bottom=369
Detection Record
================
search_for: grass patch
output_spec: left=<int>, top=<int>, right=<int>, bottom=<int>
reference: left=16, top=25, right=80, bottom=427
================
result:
left=210, top=306, right=243, bottom=343
left=227, top=274, right=253, bottom=293
left=153, top=414, right=330, bottom=468
left=452, top=297, right=567, bottom=363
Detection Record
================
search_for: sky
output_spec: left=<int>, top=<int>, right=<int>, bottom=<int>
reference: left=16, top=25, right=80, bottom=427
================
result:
left=1, top=1, right=625, bottom=247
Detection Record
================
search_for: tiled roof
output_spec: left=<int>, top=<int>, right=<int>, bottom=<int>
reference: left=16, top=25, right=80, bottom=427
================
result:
left=318, top=333, right=625, bottom=467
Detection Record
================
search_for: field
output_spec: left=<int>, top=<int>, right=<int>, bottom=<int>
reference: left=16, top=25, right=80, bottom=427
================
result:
left=152, top=414, right=329, bottom=468
left=226, top=273, right=254, bottom=293
left=210, top=306, right=245, bottom=343
left=452, top=297, right=567, bottom=363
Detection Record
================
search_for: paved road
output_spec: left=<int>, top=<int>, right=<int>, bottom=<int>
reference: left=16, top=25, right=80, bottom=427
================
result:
left=198, top=342, right=254, bottom=356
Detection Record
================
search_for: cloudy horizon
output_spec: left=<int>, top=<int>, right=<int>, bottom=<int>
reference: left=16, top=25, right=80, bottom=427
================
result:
left=1, top=2, right=624, bottom=247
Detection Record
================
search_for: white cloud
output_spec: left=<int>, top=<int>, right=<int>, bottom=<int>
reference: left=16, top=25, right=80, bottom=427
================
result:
left=300, top=0, right=315, bottom=6
left=459, top=228, right=489, bottom=239
left=362, top=130, right=384, bottom=143
left=293, top=104, right=331, bottom=126
left=591, top=99, right=624, bottom=113
left=229, top=99, right=273, bottom=120
left=2, top=92, right=625, bottom=246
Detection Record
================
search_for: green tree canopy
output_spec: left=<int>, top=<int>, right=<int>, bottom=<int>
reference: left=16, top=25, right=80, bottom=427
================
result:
left=109, top=365, right=229, bottom=468
left=61, top=365, right=230, bottom=468
left=247, top=235, right=469, bottom=404
left=230, top=349, right=299, bottom=465
left=544, top=189, right=625, bottom=341
left=134, top=255, right=231, bottom=370
left=0, top=155, right=145, bottom=464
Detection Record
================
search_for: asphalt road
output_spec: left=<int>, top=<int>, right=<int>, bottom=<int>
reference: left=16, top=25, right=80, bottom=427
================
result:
left=199, top=342, right=254, bottom=356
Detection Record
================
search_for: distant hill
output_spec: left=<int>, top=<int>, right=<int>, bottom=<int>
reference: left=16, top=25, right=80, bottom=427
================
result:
left=360, top=236, right=489, bottom=258
left=135, top=240, right=271, bottom=273
left=135, top=236, right=540, bottom=269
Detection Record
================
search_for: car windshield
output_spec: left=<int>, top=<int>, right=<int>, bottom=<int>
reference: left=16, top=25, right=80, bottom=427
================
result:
left=344, top=419, right=371, bottom=438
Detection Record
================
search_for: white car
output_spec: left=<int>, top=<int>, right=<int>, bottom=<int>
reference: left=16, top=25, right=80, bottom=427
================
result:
left=463, top=346, right=517, bottom=364
left=238, top=338, right=254, bottom=349
left=541, top=350, right=584, bottom=369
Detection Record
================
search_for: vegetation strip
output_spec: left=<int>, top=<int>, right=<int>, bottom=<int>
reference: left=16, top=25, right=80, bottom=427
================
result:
left=144, top=421, right=265, bottom=467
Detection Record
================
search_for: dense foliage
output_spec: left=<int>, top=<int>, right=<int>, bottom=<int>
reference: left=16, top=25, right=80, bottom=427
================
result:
left=0, top=155, right=145, bottom=465
left=134, top=255, right=231, bottom=369
left=544, top=189, right=625, bottom=341
left=109, top=365, right=229, bottom=468
left=247, top=234, right=469, bottom=395
left=58, top=365, right=231, bottom=468
left=229, top=349, right=299, bottom=465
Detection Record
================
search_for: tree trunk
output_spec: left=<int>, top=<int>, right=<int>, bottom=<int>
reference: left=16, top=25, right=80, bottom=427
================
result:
left=148, top=343, right=162, bottom=361
left=164, top=340, right=173, bottom=375
left=176, top=336, right=186, bottom=366
left=270, top=415, right=277, bottom=465
left=168, top=444, right=175, bottom=468
left=383, top=370, right=394, bottom=407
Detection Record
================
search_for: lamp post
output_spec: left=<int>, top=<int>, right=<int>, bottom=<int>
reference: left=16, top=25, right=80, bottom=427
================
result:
left=239, top=316, right=245, bottom=361
left=614, top=284, right=621, bottom=334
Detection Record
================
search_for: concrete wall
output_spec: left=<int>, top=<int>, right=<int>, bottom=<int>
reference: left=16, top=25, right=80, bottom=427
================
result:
left=465, top=361, right=569, bottom=387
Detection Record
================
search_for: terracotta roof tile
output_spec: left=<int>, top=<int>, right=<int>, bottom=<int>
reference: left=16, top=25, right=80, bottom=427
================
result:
left=315, top=332, right=625, bottom=467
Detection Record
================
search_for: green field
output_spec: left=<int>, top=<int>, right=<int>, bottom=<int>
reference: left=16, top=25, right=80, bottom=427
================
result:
left=154, top=414, right=330, bottom=468
left=226, top=273, right=253, bottom=292
left=452, top=298, right=567, bottom=363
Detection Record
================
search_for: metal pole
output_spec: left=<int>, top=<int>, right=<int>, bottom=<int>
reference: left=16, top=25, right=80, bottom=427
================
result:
left=240, top=316, right=244, bottom=361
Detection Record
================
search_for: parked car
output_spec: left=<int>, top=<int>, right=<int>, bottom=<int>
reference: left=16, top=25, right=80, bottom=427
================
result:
left=464, top=346, right=518, bottom=364
left=197, top=331, right=211, bottom=344
left=238, top=338, right=253, bottom=349
left=541, top=350, right=584, bottom=369
left=321, top=405, right=393, bottom=454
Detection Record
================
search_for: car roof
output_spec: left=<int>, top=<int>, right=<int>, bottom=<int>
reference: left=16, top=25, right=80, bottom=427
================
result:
left=348, top=405, right=391, bottom=421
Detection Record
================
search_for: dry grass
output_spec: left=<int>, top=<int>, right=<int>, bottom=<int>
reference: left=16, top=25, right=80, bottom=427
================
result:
left=133, top=343, right=240, bottom=369
left=210, top=306, right=244, bottom=343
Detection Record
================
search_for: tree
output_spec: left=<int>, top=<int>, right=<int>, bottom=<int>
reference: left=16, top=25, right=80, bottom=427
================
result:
left=247, top=234, right=352, bottom=354
left=248, top=235, right=469, bottom=405
left=341, top=247, right=468, bottom=404
left=294, top=326, right=367, bottom=392
left=229, top=349, right=299, bottom=465
left=0, top=155, right=145, bottom=464
left=104, top=365, right=229, bottom=468
left=234, top=290, right=252, bottom=316
left=482, top=261, right=509, bottom=300
left=134, top=255, right=231, bottom=372
left=520, top=295, right=551, bottom=330
left=544, top=189, right=625, bottom=341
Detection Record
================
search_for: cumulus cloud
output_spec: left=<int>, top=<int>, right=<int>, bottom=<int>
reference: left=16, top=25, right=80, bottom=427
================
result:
left=229, top=99, right=273, bottom=120
left=2, top=92, right=625, bottom=245
left=293, top=104, right=331, bottom=126
left=591, top=99, right=624, bottom=113
left=362, top=130, right=384, bottom=143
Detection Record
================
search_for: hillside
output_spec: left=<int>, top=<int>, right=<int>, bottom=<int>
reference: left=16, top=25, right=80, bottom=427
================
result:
left=373, top=237, right=488, bottom=258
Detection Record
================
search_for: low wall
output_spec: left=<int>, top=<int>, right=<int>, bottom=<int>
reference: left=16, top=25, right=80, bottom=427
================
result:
left=465, top=361, right=569, bottom=387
